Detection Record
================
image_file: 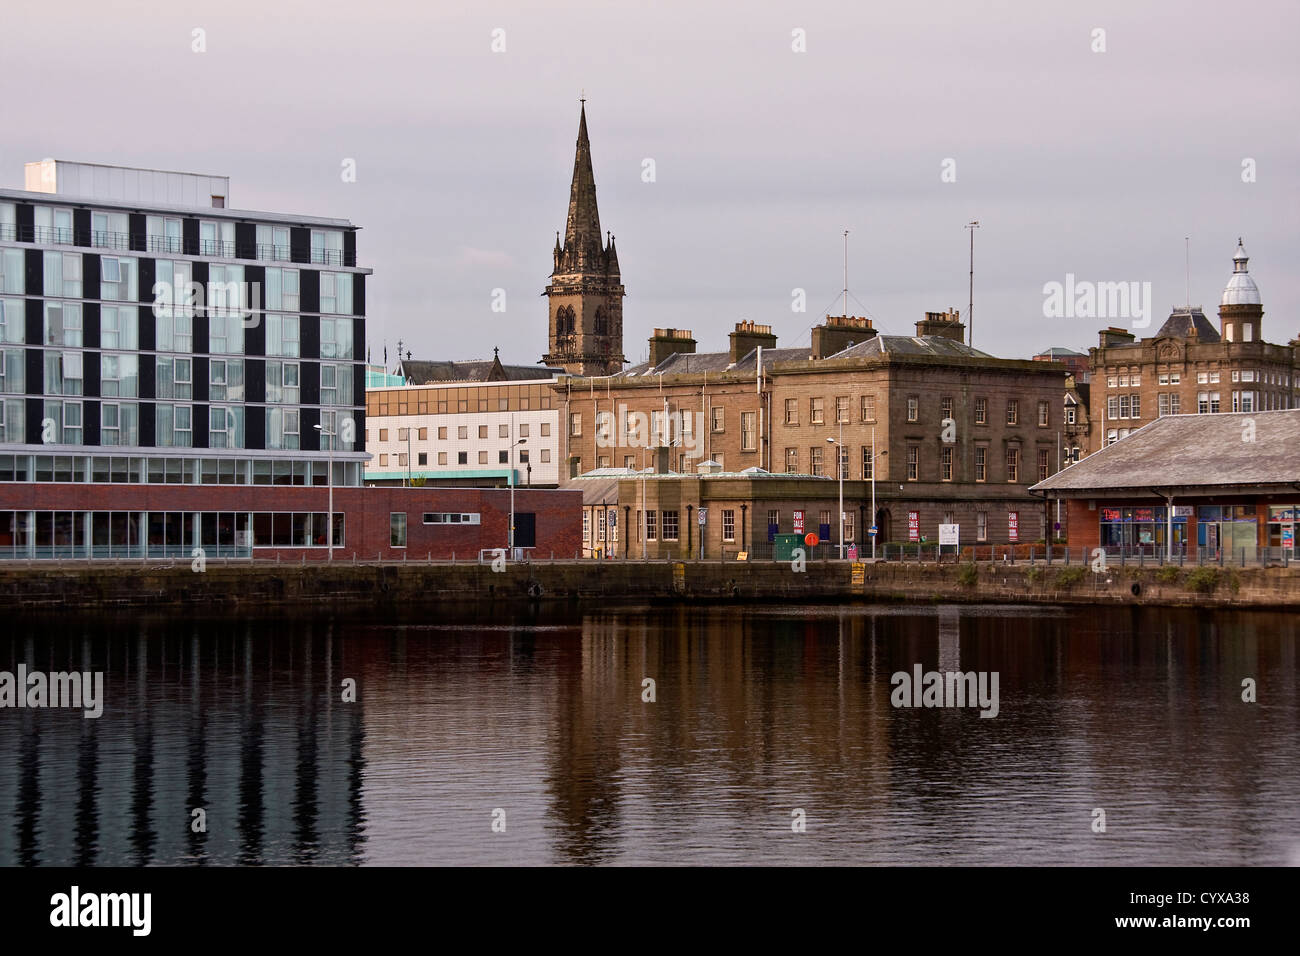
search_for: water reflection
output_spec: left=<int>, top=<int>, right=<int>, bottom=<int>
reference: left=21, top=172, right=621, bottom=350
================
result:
left=0, top=604, right=1296, bottom=865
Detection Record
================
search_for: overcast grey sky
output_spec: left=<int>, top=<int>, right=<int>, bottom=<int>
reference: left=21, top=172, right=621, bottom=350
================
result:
left=3, top=0, right=1296, bottom=365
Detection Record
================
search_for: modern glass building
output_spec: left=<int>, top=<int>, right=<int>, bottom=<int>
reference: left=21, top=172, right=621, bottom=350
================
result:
left=0, top=160, right=369, bottom=558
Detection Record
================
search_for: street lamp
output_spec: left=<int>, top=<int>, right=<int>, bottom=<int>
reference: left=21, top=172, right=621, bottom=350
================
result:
left=826, top=428, right=845, bottom=559
left=510, top=437, right=526, bottom=554
left=868, top=426, right=887, bottom=560
left=313, top=422, right=335, bottom=562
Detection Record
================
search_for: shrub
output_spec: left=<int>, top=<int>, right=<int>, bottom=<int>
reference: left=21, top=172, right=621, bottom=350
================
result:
left=1225, top=569, right=1241, bottom=594
left=1186, top=567, right=1219, bottom=594
left=1055, top=566, right=1087, bottom=588
left=957, top=563, right=979, bottom=587
left=1155, top=566, right=1181, bottom=585
left=1026, top=567, right=1046, bottom=585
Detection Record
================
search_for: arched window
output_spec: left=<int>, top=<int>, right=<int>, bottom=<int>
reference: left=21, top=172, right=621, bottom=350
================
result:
left=593, top=307, right=608, bottom=336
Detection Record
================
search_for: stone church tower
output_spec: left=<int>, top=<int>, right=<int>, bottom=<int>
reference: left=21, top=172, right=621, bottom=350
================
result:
left=543, top=102, right=626, bottom=376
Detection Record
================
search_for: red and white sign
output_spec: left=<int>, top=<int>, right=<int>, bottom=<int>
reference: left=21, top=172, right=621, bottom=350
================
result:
left=1008, top=511, right=1019, bottom=542
left=908, top=511, right=919, bottom=542
left=793, top=510, right=805, bottom=533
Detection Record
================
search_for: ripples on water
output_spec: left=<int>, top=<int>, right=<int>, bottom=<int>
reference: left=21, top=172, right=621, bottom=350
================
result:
left=0, top=603, right=1296, bottom=866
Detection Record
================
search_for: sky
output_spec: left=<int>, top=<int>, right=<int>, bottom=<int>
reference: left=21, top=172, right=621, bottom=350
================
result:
left=2, top=0, right=1296, bottom=366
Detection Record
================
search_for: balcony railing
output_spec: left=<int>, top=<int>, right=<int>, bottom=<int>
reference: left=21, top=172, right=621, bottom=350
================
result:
left=1, top=223, right=357, bottom=266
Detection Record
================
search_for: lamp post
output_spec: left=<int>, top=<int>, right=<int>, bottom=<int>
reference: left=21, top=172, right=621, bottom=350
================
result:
left=867, top=427, right=887, bottom=560
left=313, top=422, right=335, bottom=562
left=510, top=437, right=526, bottom=554
left=827, top=426, right=844, bottom=559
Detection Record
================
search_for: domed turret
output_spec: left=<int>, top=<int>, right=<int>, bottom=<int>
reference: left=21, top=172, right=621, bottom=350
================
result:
left=1218, top=238, right=1263, bottom=343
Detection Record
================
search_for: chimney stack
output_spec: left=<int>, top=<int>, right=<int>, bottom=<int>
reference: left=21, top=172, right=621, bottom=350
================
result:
left=729, top=319, right=778, bottom=364
left=647, top=328, right=696, bottom=368
left=915, top=308, right=965, bottom=342
left=812, top=314, right=875, bottom=359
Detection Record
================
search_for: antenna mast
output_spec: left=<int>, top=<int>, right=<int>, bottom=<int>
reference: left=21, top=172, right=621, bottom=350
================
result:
left=842, top=230, right=849, bottom=318
left=965, top=221, right=980, bottom=347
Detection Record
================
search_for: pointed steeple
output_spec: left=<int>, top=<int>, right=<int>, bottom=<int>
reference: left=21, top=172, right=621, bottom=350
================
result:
left=563, top=101, right=603, bottom=268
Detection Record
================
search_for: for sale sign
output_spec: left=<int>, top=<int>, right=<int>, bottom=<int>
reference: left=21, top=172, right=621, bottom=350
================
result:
left=1008, top=511, right=1019, bottom=542
left=793, top=510, right=805, bottom=533
left=908, top=511, right=919, bottom=542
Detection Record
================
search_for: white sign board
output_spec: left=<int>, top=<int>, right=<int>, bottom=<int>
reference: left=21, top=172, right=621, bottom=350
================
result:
left=698, top=509, right=707, bottom=525
left=938, top=523, right=960, bottom=546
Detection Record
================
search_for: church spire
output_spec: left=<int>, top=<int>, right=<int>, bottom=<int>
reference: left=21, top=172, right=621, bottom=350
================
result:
left=563, top=101, right=603, bottom=266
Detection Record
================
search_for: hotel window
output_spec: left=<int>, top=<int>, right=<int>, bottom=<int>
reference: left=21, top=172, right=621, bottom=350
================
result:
left=265, top=268, right=300, bottom=310
left=712, top=406, right=725, bottom=432
left=722, top=510, right=735, bottom=542
left=390, top=513, right=407, bottom=548
left=100, top=306, right=138, bottom=350
left=1037, top=400, right=1050, bottom=426
left=146, top=216, right=183, bottom=254
left=256, top=225, right=291, bottom=261
left=155, top=403, right=192, bottom=448
left=266, top=407, right=300, bottom=450
left=906, top=397, right=918, bottom=422
left=662, top=511, right=680, bottom=541
left=209, top=313, right=245, bottom=355
left=810, top=398, right=824, bottom=424
left=0, top=248, right=24, bottom=293
left=100, top=353, right=139, bottom=398
left=861, top=446, right=873, bottom=479
left=809, top=445, right=824, bottom=476
left=35, top=206, right=74, bottom=244
left=785, top=447, right=798, bottom=472
left=321, top=272, right=353, bottom=315
left=266, top=315, right=300, bottom=357
left=1037, top=448, right=1051, bottom=481
left=0, top=398, right=24, bottom=442
left=836, top=395, right=849, bottom=423
left=785, top=398, right=798, bottom=425
left=100, top=256, right=138, bottom=301
left=645, top=510, right=657, bottom=540
left=42, top=399, right=82, bottom=444
left=1006, top=400, right=1018, bottom=425
left=44, top=350, right=83, bottom=396
left=907, top=445, right=918, bottom=481
left=861, top=394, right=875, bottom=421
left=209, top=358, right=244, bottom=401
left=43, top=303, right=82, bottom=347
left=320, top=364, right=351, bottom=406
left=941, top=396, right=953, bottom=420
left=0, top=347, right=23, bottom=393
left=570, top=413, right=582, bottom=436
left=975, top=446, right=986, bottom=482
left=265, top=361, right=300, bottom=404
left=940, top=446, right=953, bottom=481
left=101, top=402, right=140, bottom=446
left=199, top=220, right=235, bottom=257
left=974, top=397, right=987, bottom=424
left=311, top=229, right=344, bottom=266
left=208, top=264, right=245, bottom=316
left=208, top=406, right=244, bottom=448
left=320, top=316, right=354, bottom=359
left=90, top=211, right=128, bottom=248
left=1006, top=447, right=1019, bottom=482
left=976, top=511, right=988, bottom=542
left=741, top=412, right=757, bottom=451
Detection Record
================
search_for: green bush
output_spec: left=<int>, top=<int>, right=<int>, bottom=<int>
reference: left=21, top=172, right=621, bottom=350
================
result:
left=1055, top=566, right=1087, bottom=588
left=1155, top=566, right=1181, bottom=585
left=956, top=563, right=979, bottom=587
left=1225, top=569, right=1241, bottom=594
left=1026, top=567, right=1046, bottom=585
left=1186, top=567, right=1219, bottom=594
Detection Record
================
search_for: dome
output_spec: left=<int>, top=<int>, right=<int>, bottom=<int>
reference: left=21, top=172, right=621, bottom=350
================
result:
left=1221, top=238, right=1261, bottom=306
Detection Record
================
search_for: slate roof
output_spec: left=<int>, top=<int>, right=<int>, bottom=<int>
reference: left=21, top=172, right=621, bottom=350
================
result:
left=399, top=358, right=561, bottom=384
left=1154, top=309, right=1221, bottom=343
left=1030, top=409, right=1300, bottom=494
left=828, top=335, right=995, bottom=361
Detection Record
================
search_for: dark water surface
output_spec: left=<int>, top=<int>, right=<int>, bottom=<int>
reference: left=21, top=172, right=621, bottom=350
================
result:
left=1, top=603, right=1296, bottom=866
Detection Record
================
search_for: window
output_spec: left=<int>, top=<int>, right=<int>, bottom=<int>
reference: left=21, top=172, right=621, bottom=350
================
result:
left=207, top=263, right=245, bottom=316
left=1107, top=428, right=1118, bottom=445
left=519, top=424, right=529, bottom=438
left=1037, top=400, right=1050, bottom=426
left=320, top=316, right=354, bottom=359
left=44, top=350, right=83, bottom=396
left=101, top=402, right=139, bottom=446
left=861, top=394, right=875, bottom=421
left=499, top=450, right=508, bottom=464
left=265, top=361, right=300, bottom=404
left=1170, top=393, right=1180, bottom=415
left=785, top=398, right=798, bottom=425
left=266, top=407, right=300, bottom=449
left=862, top=446, right=874, bottom=479
left=810, top=398, right=824, bottom=425
left=977, top=511, right=988, bottom=542
left=809, top=445, right=824, bottom=476
left=43, top=252, right=82, bottom=297
left=941, top=446, right=953, bottom=481
left=541, top=422, right=551, bottom=437
left=208, top=406, right=244, bottom=448
left=266, top=315, right=300, bottom=357
left=199, top=219, right=234, bottom=257
left=540, top=449, right=550, bottom=462
left=836, top=395, right=849, bottom=423
left=1119, top=395, right=1130, bottom=419
left=1210, top=392, right=1221, bottom=413
left=209, top=313, right=245, bottom=355
left=645, top=510, right=657, bottom=540
left=941, top=396, right=953, bottom=421
left=975, top=446, right=986, bottom=482
left=478, top=425, right=488, bottom=439
left=570, top=413, right=582, bottom=436
left=478, top=451, right=488, bottom=464
left=311, top=229, right=344, bottom=266
left=209, top=359, right=244, bottom=401
left=741, top=412, right=756, bottom=451
left=1158, top=393, right=1169, bottom=417
left=90, top=211, right=128, bottom=248
left=265, top=267, right=300, bottom=310
left=438, top=452, right=447, bottom=465
left=146, top=215, right=183, bottom=254
left=390, top=513, right=407, bottom=548
left=974, top=397, right=987, bottom=424
left=1209, top=371, right=1220, bottom=384
left=785, top=447, right=798, bottom=472
left=0, top=397, right=24, bottom=442
left=1130, top=395, right=1140, bottom=419
left=835, top=443, right=849, bottom=479
left=42, top=399, right=82, bottom=444
left=1006, top=400, right=1019, bottom=425
left=907, top=445, right=919, bottom=481
left=1037, top=448, right=1051, bottom=481
left=1108, top=396, right=1120, bottom=419
left=1170, top=371, right=1180, bottom=384
left=457, top=452, right=467, bottom=465
left=256, top=225, right=291, bottom=262
left=711, top=406, right=724, bottom=432
left=35, top=205, right=74, bottom=243
left=100, top=257, right=137, bottom=301
left=662, top=511, right=680, bottom=541
left=457, top=426, right=467, bottom=439
left=100, top=353, right=139, bottom=398
left=438, top=426, right=448, bottom=440
left=320, top=364, right=351, bottom=406
left=906, top=396, right=918, bottom=422
left=499, top=424, right=509, bottom=439
left=722, top=509, right=735, bottom=542
left=1006, top=447, right=1020, bottom=482
left=321, top=272, right=353, bottom=314
left=43, top=302, right=82, bottom=347
left=100, top=306, right=138, bottom=350
left=0, top=249, right=24, bottom=293
left=0, top=346, right=23, bottom=393
left=155, top=403, right=192, bottom=447
left=1066, top=406, right=1076, bottom=425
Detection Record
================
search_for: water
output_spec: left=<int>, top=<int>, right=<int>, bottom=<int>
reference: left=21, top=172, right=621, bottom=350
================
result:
left=1, top=603, right=1296, bottom=866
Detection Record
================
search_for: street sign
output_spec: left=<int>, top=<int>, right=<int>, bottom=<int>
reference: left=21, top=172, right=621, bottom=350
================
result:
left=939, top=524, right=959, bottom=546
left=698, top=508, right=707, bottom=525
left=868, top=526, right=878, bottom=536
